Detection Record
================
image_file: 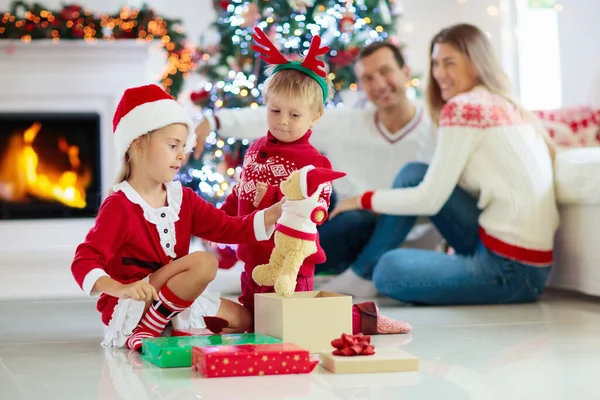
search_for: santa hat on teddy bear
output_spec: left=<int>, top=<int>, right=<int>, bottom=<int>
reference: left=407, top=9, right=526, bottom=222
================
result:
left=298, top=165, right=346, bottom=199
left=112, top=84, right=196, bottom=161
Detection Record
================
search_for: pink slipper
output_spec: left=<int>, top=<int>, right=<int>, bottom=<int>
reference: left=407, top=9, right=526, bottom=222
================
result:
left=352, top=301, right=412, bottom=335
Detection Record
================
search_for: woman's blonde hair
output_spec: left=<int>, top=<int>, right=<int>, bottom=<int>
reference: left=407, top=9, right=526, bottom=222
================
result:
left=425, top=23, right=556, bottom=161
left=263, top=63, right=335, bottom=113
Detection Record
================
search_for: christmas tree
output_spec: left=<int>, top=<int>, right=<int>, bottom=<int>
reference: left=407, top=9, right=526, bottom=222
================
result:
left=179, top=0, right=403, bottom=206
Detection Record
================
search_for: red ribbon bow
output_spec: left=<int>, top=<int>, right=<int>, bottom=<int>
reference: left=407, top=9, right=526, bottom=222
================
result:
left=331, top=333, right=375, bottom=356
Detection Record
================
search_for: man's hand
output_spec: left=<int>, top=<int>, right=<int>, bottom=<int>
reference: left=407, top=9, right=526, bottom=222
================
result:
left=253, top=182, right=269, bottom=208
left=193, top=119, right=211, bottom=160
left=329, top=196, right=361, bottom=220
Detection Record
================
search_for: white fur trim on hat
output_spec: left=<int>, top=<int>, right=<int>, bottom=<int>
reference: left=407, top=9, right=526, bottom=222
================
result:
left=113, top=98, right=195, bottom=160
left=299, top=165, right=315, bottom=199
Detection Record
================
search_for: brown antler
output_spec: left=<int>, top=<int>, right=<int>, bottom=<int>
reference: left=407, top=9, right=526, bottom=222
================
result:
left=251, top=27, right=289, bottom=65
left=301, top=36, right=330, bottom=77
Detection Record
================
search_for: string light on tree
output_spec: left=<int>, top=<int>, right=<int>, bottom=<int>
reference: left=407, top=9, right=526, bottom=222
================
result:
left=183, top=0, right=404, bottom=206
left=183, top=0, right=415, bottom=205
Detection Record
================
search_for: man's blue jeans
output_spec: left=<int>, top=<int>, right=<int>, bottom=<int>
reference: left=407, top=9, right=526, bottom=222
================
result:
left=316, top=185, right=377, bottom=275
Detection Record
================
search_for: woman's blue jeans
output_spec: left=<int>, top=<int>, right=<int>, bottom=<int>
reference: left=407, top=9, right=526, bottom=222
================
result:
left=351, top=162, right=551, bottom=305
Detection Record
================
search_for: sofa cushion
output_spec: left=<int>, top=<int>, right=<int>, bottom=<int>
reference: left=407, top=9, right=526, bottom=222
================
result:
left=555, top=147, right=600, bottom=205
left=534, top=106, right=600, bottom=148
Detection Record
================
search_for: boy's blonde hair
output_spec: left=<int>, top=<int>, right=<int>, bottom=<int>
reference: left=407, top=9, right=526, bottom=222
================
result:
left=262, top=63, right=335, bottom=113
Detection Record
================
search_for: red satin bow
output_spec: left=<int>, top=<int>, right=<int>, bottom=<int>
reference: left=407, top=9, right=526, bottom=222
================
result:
left=331, top=333, right=375, bottom=356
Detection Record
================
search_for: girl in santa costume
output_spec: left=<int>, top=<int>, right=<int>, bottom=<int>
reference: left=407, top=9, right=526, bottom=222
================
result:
left=71, top=83, right=282, bottom=352
left=217, top=27, right=410, bottom=335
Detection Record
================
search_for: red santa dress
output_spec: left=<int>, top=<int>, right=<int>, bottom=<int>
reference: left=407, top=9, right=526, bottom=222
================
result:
left=71, top=180, right=272, bottom=347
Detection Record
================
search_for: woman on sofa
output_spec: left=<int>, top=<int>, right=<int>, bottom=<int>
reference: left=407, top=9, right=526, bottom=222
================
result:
left=324, top=23, right=559, bottom=305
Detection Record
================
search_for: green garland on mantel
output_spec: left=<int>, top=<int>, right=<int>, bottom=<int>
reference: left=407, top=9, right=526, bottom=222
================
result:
left=0, top=1, right=193, bottom=97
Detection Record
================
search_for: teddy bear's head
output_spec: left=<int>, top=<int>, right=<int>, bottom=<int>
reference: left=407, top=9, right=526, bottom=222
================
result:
left=280, top=170, right=304, bottom=201
left=280, top=165, right=347, bottom=202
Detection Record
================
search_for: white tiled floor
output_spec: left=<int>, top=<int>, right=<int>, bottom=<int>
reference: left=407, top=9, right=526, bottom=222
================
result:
left=1, top=290, right=599, bottom=400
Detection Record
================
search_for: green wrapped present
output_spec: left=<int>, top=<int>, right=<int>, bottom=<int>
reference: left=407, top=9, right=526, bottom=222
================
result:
left=141, top=333, right=282, bottom=368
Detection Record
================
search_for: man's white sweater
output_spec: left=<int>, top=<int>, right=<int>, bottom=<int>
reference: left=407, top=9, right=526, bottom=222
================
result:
left=207, top=103, right=437, bottom=201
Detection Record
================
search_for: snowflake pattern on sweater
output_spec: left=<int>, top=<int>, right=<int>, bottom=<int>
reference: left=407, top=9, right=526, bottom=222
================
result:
left=439, top=89, right=524, bottom=128
left=220, top=130, right=333, bottom=273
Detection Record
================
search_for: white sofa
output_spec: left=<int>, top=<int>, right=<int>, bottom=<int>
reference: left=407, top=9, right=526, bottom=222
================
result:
left=536, top=107, right=600, bottom=296
left=551, top=147, right=600, bottom=296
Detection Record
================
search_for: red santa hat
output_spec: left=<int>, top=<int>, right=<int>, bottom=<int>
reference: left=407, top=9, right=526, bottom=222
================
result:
left=299, top=165, right=346, bottom=199
left=112, top=84, right=196, bottom=161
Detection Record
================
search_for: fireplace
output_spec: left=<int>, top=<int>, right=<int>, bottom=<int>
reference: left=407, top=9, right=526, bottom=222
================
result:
left=0, top=113, right=101, bottom=220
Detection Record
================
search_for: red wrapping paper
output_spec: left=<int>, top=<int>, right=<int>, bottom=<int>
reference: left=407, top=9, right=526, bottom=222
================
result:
left=192, top=343, right=319, bottom=378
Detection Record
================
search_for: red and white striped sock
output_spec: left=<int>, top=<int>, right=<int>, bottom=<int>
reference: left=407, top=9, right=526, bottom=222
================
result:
left=126, top=284, right=194, bottom=352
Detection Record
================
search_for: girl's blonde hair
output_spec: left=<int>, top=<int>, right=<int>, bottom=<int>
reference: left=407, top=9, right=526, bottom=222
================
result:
left=112, top=132, right=153, bottom=186
left=425, top=23, right=556, bottom=161
left=262, top=63, right=335, bottom=113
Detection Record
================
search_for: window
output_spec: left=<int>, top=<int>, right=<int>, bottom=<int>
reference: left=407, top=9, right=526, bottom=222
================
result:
left=514, top=0, right=562, bottom=109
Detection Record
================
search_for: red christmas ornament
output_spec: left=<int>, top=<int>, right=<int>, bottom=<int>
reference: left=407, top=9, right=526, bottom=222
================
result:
left=339, top=12, right=355, bottom=33
left=190, top=89, right=210, bottom=103
left=60, top=5, right=82, bottom=21
left=329, top=47, right=360, bottom=68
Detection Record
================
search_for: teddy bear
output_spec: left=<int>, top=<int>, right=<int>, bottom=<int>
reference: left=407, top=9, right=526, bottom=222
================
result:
left=251, top=165, right=346, bottom=297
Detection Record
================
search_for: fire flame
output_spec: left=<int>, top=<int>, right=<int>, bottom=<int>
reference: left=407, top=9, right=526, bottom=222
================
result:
left=0, top=122, right=92, bottom=209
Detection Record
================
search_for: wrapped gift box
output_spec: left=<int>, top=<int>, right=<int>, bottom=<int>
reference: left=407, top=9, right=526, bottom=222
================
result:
left=141, top=333, right=282, bottom=368
left=319, top=348, right=419, bottom=374
left=254, top=291, right=352, bottom=353
left=192, top=343, right=319, bottom=378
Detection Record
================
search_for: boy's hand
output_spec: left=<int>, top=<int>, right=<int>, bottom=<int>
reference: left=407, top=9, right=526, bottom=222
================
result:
left=193, top=119, right=211, bottom=160
left=116, top=280, right=159, bottom=302
left=253, top=182, right=269, bottom=207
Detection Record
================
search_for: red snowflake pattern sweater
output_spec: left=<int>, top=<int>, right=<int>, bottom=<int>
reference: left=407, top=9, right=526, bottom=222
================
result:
left=220, top=130, right=333, bottom=276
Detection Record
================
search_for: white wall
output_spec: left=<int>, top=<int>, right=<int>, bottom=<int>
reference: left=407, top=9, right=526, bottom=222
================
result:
left=401, top=0, right=512, bottom=88
left=556, top=0, right=600, bottom=107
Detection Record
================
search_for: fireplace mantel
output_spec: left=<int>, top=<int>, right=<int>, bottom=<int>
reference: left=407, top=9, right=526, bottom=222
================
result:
left=0, top=40, right=163, bottom=299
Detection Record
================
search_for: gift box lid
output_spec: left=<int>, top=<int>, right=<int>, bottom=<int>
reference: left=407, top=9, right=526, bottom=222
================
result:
left=142, top=333, right=282, bottom=368
left=197, top=343, right=310, bottom=357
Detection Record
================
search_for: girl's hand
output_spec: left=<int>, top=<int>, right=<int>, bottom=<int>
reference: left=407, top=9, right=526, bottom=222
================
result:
left=329, top=196, right=361, bottom=220
left=116, top=280, right=159, bottom=302
left=264, top=198, right=285, bottom=228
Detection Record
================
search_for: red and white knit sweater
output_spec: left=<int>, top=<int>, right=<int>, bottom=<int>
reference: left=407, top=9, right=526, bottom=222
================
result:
left=360, top=86, right=560, bottom=266
left=220, top=130, right=333, bottom=276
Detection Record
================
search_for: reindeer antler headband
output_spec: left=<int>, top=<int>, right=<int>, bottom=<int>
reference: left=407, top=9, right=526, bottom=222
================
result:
left=252, top=27, right=330, bottom=103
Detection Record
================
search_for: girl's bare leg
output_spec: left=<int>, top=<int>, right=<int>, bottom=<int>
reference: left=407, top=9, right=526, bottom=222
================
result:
left=126, top=251, right=219, bottom=351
